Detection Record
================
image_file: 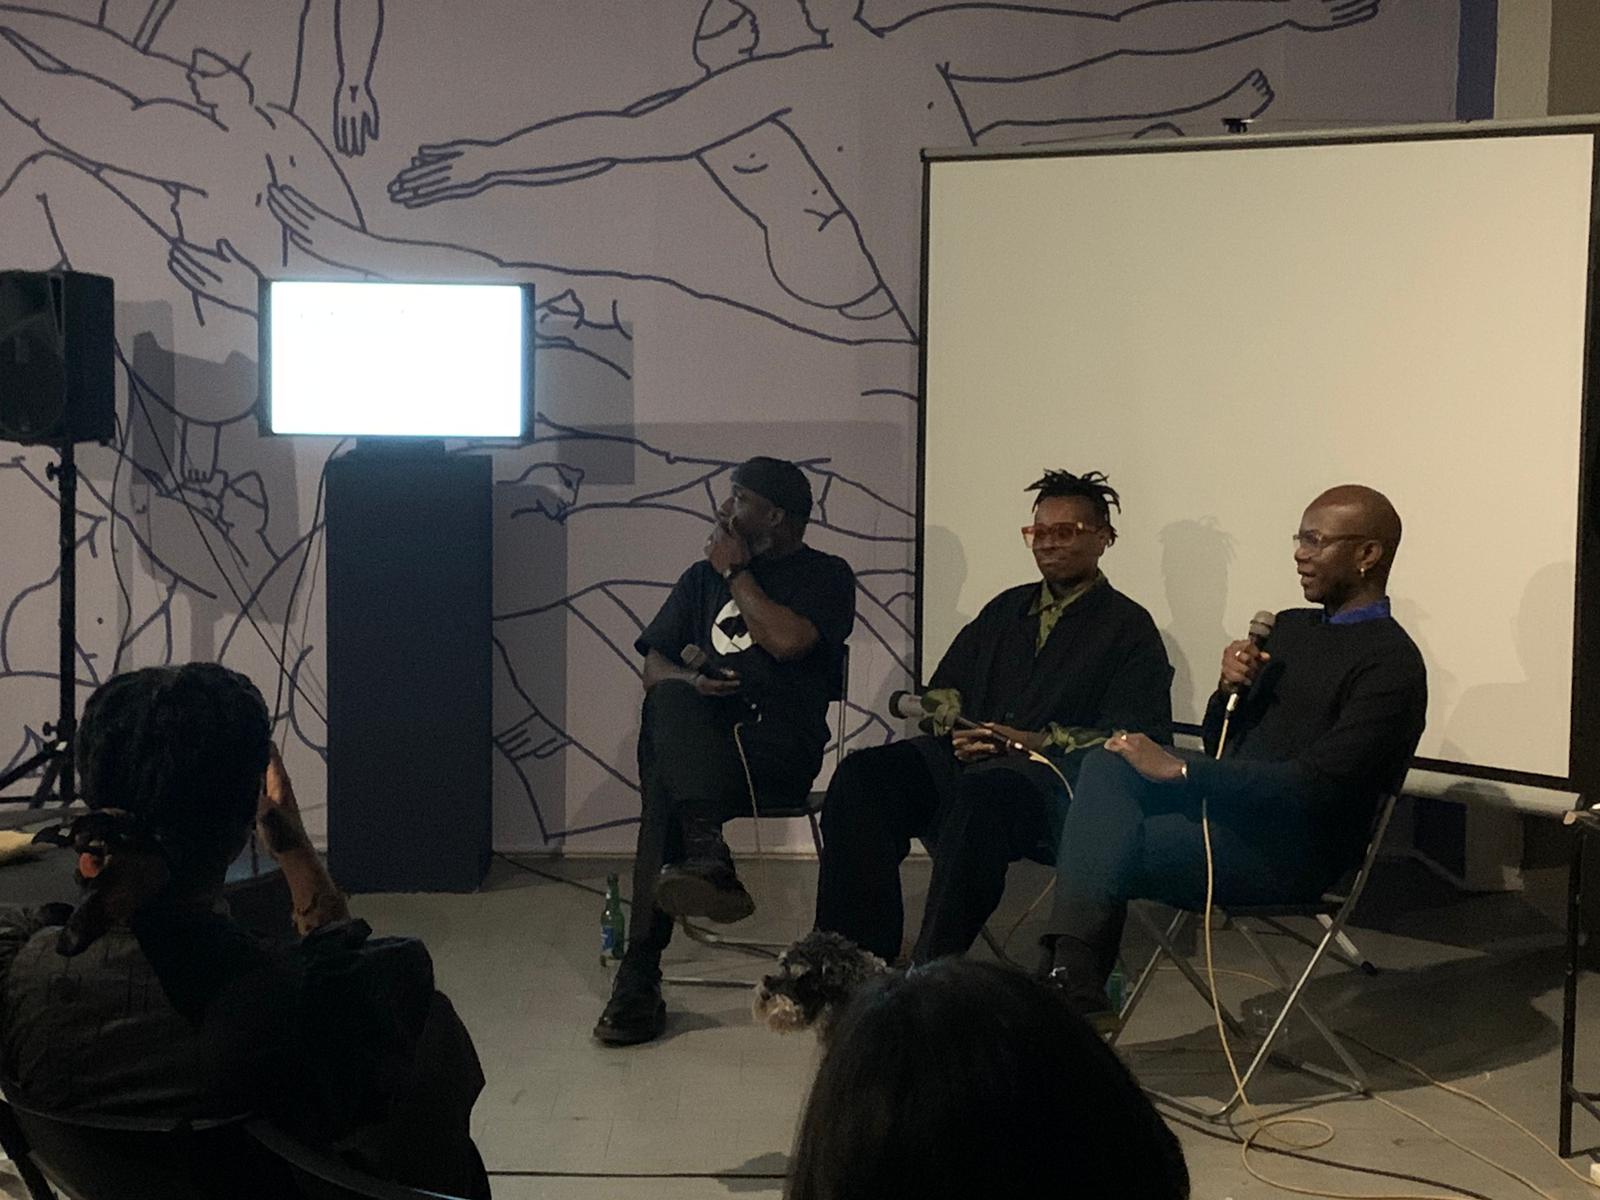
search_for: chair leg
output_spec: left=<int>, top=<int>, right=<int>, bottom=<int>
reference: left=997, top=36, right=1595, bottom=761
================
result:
left=1232, top=923, right=1369, bottom=1100
left=1112, top=906, right=1190, bottom=1044
left=807, top=811, right=824, bottom=858
left=1254, top=914, right=1377, bottom=976
left=978, top=925, right=1015, bottom=966
left=1125, top=909, right=1367, bottom=1122
left=1320, top=913, right=1378, bottom=975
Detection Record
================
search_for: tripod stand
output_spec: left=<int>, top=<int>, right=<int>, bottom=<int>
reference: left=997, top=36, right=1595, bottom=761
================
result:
left=0, top=437, right=78, bottom=807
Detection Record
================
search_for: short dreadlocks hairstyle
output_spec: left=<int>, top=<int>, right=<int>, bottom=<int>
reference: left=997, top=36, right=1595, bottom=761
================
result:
left=76, top=662, right=271, bottom=882
left=1025, top=469, right=1121, bottom=541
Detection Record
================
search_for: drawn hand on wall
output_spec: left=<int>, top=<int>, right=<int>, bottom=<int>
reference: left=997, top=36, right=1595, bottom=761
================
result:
left=167, top=238, right=262, bottom=319
left=331, top=0, right=383, bottom=155
left=267, top=182, right=381, bottom=270
left=334, top=79, right=379, bottom=155
left=390, top=140, right=618, bottom=208
left=1287, top=0, right=1381, bottom=31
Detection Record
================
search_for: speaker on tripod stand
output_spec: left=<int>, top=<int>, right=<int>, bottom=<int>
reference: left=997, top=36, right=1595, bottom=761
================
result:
left=0, top=269, right=115, bottom=806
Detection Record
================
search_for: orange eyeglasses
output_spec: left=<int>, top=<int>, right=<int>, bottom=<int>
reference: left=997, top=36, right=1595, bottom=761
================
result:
left=1021, top=521, right=1105, bottom=549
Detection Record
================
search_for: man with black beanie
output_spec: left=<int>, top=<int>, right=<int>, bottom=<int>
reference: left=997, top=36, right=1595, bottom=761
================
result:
left=594, top=456, right=856, bottom=1046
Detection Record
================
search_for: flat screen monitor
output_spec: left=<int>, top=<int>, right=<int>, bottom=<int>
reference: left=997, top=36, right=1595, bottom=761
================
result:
left=259, top=279, right=534, bottom=439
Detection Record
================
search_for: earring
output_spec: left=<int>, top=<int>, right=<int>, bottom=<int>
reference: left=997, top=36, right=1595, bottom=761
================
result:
left=1359, top=566, right=1367, bottom=578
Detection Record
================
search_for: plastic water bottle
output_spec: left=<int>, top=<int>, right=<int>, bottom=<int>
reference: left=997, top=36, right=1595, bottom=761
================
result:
left=601, top=872, right=626, bottom=964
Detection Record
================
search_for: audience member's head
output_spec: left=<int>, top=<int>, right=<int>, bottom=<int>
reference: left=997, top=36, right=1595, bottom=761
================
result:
left=786, top=958, right=1189, bottom=1200
left=58, top=663, right=272, bottom=951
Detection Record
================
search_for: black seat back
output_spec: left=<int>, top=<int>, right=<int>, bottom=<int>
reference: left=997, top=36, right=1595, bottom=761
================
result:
left=2, top=1100, right=290, bottom=1200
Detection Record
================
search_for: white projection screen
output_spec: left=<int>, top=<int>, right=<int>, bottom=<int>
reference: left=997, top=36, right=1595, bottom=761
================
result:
left=921, top=124, right=1600, bottom=793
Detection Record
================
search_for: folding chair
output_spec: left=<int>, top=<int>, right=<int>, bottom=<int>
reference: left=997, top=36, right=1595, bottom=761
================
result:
left=665, top=647, right=848, bottom=988
left=1110, top=789, right=1399, bottom=1121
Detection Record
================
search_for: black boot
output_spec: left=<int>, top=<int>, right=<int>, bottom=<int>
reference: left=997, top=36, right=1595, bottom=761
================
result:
left=593, top=954, right=666, bottom=1046
left=654, top=815, right=755, bottom=923
left=1041, top=935, right=1118, bottom=1034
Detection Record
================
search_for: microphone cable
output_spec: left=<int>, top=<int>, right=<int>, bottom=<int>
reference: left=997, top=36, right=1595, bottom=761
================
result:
left=1191, top=707, right=1574, bottom=1197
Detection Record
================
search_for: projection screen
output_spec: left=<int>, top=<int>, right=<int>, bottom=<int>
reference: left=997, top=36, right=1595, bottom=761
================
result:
left=921, top=124, right=1599, bottom=792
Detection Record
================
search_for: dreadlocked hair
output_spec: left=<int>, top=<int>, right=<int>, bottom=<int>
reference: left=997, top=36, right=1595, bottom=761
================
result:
left=1025, top=469, right=1121, bottom=540
left=58, top=664, right=271, bottom=954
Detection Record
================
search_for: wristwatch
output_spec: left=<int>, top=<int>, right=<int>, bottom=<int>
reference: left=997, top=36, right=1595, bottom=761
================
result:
left=722, top=563, right=749, bottom=583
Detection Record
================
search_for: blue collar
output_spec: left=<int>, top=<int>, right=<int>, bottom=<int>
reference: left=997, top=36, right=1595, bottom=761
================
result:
left=1327, top=598, right=1391, bottom=626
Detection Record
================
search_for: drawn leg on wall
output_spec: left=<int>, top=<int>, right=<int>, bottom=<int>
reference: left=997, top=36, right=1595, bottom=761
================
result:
left=0, top=5, right=365, bottom=779
left=0, top=6, right=365, bottom=473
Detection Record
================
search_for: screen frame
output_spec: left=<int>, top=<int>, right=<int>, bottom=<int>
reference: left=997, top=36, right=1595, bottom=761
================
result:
left=916, top=118, right=1600, bottom=797
left=256, top=278, right=536, bottom=442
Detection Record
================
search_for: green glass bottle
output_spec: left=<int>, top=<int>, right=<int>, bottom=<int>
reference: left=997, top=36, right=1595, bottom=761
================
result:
left=601, top=872, right=626, bottom=964
left=1105, top=962, right=1125, bottom=1014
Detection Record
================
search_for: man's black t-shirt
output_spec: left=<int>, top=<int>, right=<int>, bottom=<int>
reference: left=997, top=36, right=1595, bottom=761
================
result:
left=635, top=545, right=856, bottom=751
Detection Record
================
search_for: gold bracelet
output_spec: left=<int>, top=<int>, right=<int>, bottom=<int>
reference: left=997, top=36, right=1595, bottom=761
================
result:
left=1180, top=761, right=1189, bottom=783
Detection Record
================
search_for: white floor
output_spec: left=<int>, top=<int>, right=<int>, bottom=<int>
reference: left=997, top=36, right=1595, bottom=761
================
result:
left=10, top=851, right=1600, bottom=1199
left=410, top=853, right=1600, bottom=1200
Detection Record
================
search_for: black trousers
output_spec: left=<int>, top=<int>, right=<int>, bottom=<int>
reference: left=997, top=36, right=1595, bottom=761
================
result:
left=626, top=679, right=819, bottom=966
left=814, top=736, right=1068, bottom=964
left=1046, top=748, right=1343, bottom=981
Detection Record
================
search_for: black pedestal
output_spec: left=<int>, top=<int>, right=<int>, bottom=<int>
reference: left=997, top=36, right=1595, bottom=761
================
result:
left=325, top=450, right=492, bottom=892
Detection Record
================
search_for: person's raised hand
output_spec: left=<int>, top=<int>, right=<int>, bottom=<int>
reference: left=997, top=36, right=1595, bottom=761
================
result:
left=705, top=518, right=750, bottom=576
left=257, top=743, right=312, bottom=857
left=1218, top=637, right=1270, bottom=693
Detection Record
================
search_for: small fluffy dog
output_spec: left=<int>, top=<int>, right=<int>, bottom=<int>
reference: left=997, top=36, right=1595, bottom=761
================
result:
left=753, top=930, right=888, bottom=1038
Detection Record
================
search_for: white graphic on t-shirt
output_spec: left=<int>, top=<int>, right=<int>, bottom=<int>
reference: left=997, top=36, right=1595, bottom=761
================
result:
left=711, top=598, right=754, bottom=655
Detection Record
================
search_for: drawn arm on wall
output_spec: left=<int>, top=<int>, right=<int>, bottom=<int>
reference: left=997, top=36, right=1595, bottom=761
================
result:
left=0, top=8, right=362, bottom=475
left=386, top=0, right=1382, bottom=336
left=326, top=0, right=383, bottom=156
left=0, top=7, right=362, bottom=268
left=264, top=181, right=906, bottom=348
left=101, top=0, right=386, bottom=156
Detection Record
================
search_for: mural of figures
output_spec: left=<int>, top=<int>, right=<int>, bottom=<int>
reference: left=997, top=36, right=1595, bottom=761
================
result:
left=0, top=0, right=1473, bottom=849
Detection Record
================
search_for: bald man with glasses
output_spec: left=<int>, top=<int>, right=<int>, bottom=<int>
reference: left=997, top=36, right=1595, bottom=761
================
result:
left=1041, top=484, right=1428, bottom=1028
left=814, top=469, right=1173, bottom=965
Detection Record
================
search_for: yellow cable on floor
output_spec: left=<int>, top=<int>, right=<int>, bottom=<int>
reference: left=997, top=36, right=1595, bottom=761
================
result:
left=1191, top=712, right=1566, bottom=1199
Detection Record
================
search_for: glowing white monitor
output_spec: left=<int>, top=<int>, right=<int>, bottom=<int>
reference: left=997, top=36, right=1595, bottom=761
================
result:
left=261, top=280, right=533, bottom=438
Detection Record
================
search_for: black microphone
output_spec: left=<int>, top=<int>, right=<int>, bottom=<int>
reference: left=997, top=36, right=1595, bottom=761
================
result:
left=887, top=690, right=1027, bottom=753
left=1223, top=610, right=1277, bottom=715
left=681, top=644, right=736, bottom=679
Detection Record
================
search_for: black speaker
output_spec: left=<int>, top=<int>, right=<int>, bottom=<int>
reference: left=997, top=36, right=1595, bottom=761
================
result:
left=0, top=269, right=115, bottom=446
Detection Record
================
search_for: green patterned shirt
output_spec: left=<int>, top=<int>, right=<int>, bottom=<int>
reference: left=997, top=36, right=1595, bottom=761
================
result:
left=923, top=574, right=1114, bottom=754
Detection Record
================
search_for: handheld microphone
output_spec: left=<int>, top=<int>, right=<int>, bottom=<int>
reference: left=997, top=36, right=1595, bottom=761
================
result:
left=1223, top=610, right=1276, bottom=715
left=681, top=644, right=736, bottom=680
left=887, top=690, right=1027, bottom=753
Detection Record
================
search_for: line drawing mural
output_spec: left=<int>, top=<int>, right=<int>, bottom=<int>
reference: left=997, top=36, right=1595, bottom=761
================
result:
left=0, top=0, right=1463, bottom=849
left=387, top=0, right=1381, bottom=333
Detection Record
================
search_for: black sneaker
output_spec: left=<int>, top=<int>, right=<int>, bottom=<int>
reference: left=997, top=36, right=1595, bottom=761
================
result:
left=593, top=966, right=666, bottom=1046
left=654, top=859, right=756, bottom=923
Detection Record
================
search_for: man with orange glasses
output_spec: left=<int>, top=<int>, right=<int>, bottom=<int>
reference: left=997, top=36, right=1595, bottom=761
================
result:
left=814, top=469, right=1172, bottom=964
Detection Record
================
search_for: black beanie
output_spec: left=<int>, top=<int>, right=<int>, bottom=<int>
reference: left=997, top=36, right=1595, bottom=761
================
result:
left=732, top=457, right=813, bottom=524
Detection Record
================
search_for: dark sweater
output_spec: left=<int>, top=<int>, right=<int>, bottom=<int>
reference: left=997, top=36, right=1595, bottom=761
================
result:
left=928, top=578, right=1173, bottom=743
left=1191, top=608, right=1427, bottom=865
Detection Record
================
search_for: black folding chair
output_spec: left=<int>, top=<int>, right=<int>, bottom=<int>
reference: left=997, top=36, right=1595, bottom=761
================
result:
left=1110, top=789, right=1400, bottom=1121
left=666, top=646, right=849, bottom=987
